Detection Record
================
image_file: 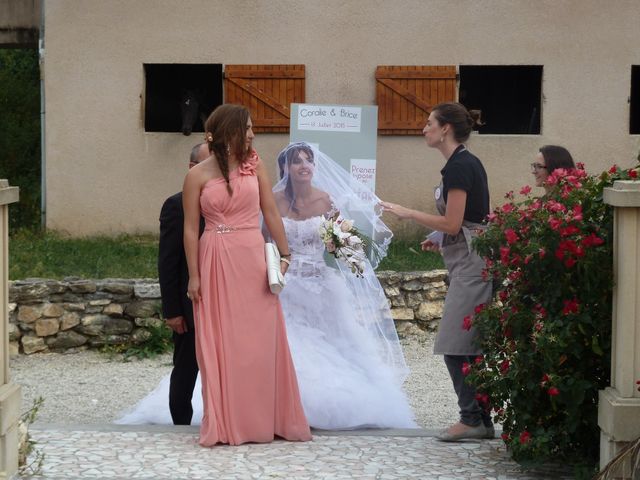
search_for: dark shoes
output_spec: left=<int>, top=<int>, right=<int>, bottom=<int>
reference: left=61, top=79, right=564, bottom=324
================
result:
left=436, top=422, right=495, bottom=442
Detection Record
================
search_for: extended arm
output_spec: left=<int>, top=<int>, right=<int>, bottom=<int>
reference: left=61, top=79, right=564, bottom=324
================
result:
left=380, top=188, right=467, bottom=236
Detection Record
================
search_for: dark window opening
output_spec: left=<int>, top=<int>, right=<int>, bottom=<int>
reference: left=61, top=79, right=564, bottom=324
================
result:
left=631, top=66, right=640, bottom=134
left=144, top=64, right=223, bottom=135
left=459, top=65, right=542, bottom=135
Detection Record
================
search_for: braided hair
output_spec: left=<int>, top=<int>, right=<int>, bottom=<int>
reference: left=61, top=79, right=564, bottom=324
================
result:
left=203, top=104, right=251, bottom=195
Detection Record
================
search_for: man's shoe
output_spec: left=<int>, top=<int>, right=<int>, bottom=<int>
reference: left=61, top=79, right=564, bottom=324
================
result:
left=435, top=422, right=487, bottom=442
left=483, top=424, right=496, bottom=439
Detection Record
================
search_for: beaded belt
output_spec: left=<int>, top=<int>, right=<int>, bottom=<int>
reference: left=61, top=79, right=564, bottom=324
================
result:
left=205, top=224, right=259, bottom=234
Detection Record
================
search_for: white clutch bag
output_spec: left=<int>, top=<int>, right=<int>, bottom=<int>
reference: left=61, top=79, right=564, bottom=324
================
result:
left=264, top=242, right=286, bottom=294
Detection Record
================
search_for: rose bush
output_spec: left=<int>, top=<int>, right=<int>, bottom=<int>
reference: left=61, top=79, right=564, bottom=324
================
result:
left=467, top=162, right=640, bottom=468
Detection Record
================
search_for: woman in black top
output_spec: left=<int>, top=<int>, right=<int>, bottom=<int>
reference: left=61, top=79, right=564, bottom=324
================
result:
left=381, top=102, right=493, bottom=441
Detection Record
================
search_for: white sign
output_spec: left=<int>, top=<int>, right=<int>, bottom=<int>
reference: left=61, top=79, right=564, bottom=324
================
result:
left=350, top=158, right=377, bottom=206
left=297, top=105, right=362, bottom=133
left=350, top=159, right=377, bottom=192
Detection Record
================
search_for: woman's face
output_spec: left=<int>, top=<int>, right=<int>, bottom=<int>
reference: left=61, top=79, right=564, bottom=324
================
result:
left=245, top=117, right=255, bottom=152
left=531, top=152, right=548, bottom=187
left=422, top=111, right=445, bottom=148
left=288, top=150, right=315, bottom=182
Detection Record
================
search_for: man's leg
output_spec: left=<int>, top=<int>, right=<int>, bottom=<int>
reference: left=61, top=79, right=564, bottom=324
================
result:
left=169, top=330, right=199, bottom=425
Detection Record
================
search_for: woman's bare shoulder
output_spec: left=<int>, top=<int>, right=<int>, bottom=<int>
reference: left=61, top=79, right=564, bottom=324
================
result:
left=312, top=188, right=332, bottom=207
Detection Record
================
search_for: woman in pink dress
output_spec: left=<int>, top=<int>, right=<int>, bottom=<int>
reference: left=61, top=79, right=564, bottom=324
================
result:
left=182, top=104, right=311, bottom=446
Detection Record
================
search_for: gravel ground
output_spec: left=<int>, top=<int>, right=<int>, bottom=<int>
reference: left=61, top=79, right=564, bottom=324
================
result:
left=10, top=332, right=459, bottom=429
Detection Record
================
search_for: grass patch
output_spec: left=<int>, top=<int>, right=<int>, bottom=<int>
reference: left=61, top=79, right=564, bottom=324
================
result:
left=9, top=230, right=158, bottom=280
left=378, top=239, right=444, bottom=271
left=8, top=231, right=443, bottom=280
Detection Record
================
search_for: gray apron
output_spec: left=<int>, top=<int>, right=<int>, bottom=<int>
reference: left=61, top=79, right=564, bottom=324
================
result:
left=432, top=180, right=493, bottom=355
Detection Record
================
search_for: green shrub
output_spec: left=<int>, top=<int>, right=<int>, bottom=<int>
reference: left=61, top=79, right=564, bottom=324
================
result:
left=0, top=49, right=41, bottom=232
left=468, top=163, right=640, bottom=468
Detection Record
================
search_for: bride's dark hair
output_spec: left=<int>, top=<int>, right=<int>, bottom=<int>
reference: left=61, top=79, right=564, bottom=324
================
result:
left=276, top=142, right=314, bottom=214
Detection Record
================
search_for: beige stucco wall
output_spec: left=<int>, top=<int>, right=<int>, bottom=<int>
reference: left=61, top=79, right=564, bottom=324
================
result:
left=44, top=0, right=640, bottom=236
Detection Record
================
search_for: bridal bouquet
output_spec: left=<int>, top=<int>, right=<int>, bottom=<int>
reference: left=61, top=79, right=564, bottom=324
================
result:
left=318, top=211, right=367, bottom=277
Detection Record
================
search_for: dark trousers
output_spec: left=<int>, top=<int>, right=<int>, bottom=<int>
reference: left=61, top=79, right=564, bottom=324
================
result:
left=169, top=330, right=199, bottom=425
left=444, top=355, right=491, bottom=428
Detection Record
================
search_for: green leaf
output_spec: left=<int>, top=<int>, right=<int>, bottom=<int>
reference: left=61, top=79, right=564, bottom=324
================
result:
left=591, top=336, right=603, bottom=356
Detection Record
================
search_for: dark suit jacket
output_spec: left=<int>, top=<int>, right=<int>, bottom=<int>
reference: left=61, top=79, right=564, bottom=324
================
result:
left=158, top=192, right=204, bottom=331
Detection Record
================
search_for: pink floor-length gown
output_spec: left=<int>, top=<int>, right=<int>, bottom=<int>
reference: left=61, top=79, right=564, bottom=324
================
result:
left=194, top=152, right=311, bottom=446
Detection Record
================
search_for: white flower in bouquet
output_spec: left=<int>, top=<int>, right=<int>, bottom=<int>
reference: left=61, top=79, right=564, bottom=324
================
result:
left=340, top=219, right=354, bottom=232
left=318, top=211, right=367, bottom=277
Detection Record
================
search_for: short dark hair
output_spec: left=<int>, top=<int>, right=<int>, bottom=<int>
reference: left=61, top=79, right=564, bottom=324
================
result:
left=189, top=143, right=205, bottom=164
left=539, top=145, right=575, bottom=174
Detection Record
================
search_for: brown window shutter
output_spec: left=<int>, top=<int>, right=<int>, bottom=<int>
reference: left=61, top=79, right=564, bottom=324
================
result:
left=376, top=66, right=457, bottom=135
left=224, top=65, right=305, bottom=133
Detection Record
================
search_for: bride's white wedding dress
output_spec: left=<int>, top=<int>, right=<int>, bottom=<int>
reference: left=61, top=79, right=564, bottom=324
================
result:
left=117, top=215, right=417, bottom=429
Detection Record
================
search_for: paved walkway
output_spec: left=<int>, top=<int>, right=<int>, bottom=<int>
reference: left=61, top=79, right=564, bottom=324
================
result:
left=18, top=425, right=575, bottom=479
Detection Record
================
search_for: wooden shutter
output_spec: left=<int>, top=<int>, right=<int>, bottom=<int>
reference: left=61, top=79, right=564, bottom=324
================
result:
left=224, top=65, right=305, bottom=133
left=376, top=66, right=457, bottom=135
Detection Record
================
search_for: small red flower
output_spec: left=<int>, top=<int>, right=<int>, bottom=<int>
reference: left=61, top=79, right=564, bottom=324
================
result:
left=475, top=392, right=489, bottom=404
left=562, top=298, right=580, bottom=315
left=462, top=315, right=473, bottom=331
left=474, top=304, right=485, bottom=314
left=534, top=321, right=544, bottom=332
left=560, top=225, right=580, bottom=237
left=523, top=254, right=533, bottom=264
left=571, top=205, right=583, bottom=221
left=504, top=228, right=518, bottom=245
left=564, top=257, right=577, bottom=268
left=630, top=169, right=638, bottom=179
left=474, top=355, right=484, bottom=364
left=499, top=359, right=510, bottom=374
left=501, top=432, right=510, bottom=441
left=609, top=164, right=618, bottom=174
left=500, top=246, right=511, bottom=266
left=538, top=248, right=546, bottom=258
left=548, top=387, right=560, bottom=396
left=546, top=200, right=567, bottom=213
left=501, top=203, right=515, bottom=213
left=582, top=233, right=605, bottom=247
left=540, top=373, right=550, bottom=386
left=549, top=217, right=562, bottom=230
left=519, top=185, right=532, bottom=195
left=461, top=362, right=471, bottom=376
left=519, top=431, right=531, bottom=444
left=505, top=191, right=514, bottom=200
left=507, top=270, right=522, bottom=282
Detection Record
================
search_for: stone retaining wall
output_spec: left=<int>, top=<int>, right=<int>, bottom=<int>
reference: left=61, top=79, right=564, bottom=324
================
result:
left=8, top=270, right=448, bottom=354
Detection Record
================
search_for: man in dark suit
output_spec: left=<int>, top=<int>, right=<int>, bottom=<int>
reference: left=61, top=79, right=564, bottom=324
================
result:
left=158, top=142, right=208, bottom=425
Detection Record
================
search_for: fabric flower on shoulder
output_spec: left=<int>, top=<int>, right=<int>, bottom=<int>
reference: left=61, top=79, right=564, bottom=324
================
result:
left=239, top=149, right=260, bottom=176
